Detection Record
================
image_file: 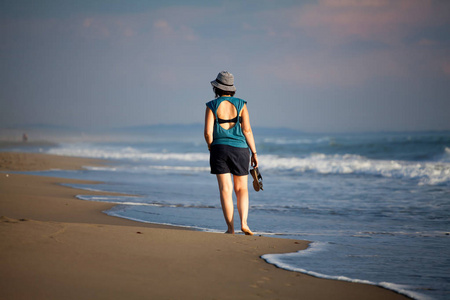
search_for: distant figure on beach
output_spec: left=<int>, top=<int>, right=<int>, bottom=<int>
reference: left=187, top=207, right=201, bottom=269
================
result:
left=22, top=133, right=28, bottom=142
left=204, top=71, right=259, bottom=235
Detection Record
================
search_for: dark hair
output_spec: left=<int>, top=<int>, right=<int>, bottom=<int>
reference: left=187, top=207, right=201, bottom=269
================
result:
left=213, top=87, right=235, bottom=98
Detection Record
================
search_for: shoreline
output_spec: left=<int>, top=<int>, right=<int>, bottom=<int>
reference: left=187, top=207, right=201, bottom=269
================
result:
left=0, top=152, right=411, bottom=299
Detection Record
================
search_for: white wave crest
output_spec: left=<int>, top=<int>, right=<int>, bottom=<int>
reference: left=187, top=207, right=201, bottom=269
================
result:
left=443, top=147, right=450, bottom=163
left=262, top=137, right=330, bottom=145
left=46, top=144, right=450, bottom=185
left=47, top=145, right=209, bottom=162
left=260, top=153, right=450, bottom=185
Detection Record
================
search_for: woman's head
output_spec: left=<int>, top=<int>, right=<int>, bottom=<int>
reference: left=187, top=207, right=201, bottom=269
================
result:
left=213, top=87, right=235, bottom=98
left=211, top=71, right=236, bottom=97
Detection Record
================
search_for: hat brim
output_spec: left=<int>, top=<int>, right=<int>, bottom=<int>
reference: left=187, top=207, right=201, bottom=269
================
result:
left=211, top=80, right=236, bottom=92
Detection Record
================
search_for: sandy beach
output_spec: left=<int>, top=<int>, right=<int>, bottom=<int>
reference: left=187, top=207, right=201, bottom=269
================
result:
left=0, top=152, right=410, bottom=299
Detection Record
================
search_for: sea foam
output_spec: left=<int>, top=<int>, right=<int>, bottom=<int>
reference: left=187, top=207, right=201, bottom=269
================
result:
left=260, top=153, right=450, bottom=186
left=48, top=143, right=450, bottom=185
left=47, top=145, right=209, bottom=162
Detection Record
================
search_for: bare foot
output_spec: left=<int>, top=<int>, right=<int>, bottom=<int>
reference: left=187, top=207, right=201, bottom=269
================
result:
left=241, top=227, right=254, bottom=236
left=225, top=229, right=235, bottom=234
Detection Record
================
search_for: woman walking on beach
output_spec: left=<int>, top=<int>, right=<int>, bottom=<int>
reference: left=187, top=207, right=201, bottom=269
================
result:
left=204, top=71, right=258, bottom=235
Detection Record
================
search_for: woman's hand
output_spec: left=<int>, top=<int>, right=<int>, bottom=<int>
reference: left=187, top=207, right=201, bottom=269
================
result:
left=251, top=152, right=258, bottom=168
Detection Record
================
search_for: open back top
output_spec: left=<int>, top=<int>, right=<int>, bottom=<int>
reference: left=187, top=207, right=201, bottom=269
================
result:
left=205, top=97, right=248, bottom=148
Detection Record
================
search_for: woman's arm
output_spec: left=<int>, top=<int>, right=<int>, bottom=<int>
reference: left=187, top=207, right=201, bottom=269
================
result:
left=204, top=107, right=214, bottom=150
left=241, top=104, right=258, bottom=168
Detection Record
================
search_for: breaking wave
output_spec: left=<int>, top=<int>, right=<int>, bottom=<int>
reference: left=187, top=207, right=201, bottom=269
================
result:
left=46, top=144, right=450, bottom=186
left=262, top=153, right=450, bottom=186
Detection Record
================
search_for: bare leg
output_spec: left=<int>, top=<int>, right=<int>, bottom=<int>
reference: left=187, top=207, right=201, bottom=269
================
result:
left=234, top=175, right=253, bottom=235
left=216, top=174, right=234, bottom=234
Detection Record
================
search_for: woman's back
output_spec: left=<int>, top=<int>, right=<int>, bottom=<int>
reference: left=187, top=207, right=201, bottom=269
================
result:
left=216, top=99, right=240, bottom=130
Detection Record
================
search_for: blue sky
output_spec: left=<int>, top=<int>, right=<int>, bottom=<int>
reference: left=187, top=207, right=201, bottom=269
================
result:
left=1, top=0, right=449, bottom=133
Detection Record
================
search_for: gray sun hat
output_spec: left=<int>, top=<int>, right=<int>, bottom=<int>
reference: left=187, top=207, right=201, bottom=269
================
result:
left=210, top=71, right=237, bottom=92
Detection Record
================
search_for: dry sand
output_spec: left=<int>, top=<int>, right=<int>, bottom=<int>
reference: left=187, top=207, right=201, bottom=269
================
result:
left=0, top=152, right=410, bottom=299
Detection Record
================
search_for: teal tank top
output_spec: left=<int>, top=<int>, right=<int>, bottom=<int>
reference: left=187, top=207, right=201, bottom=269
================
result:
left=206, top=97, right=249, bottom=148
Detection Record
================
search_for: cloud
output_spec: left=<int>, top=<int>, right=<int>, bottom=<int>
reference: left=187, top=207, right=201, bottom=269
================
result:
left=247, top=0, right=450, bottom=86
left=69, top=6, right=207, bottom=42
left=292, top=0, right=444, bottom=46
left=154, top=19, right=172, bottom=34
left=255, top=47, right=409, bottom=87
left=153, top=19, right=198, bottom=41
left=80, top=17, right=111, bottom=38
left=442, top=61, right=450, bottom=76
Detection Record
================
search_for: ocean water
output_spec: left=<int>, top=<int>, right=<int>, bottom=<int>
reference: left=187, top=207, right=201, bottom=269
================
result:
left=7, top=127, right=450, bottom=300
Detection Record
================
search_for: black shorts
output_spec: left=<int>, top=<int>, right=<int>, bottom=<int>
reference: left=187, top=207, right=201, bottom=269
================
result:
left=210, top=144, right=250, bottom=176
